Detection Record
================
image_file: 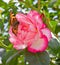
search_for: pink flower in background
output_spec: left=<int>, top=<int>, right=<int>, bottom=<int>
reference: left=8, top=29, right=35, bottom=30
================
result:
left=9, top=10, right=52, bottom=53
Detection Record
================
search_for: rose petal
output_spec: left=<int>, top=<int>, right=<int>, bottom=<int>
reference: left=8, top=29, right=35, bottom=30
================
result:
left=27, top=10, right=43, bottom=29
left=13, top=44, right=27, bottom=50
left=16, top=13, right=33, bottom=25
left=28, top=34, right=48, bottom=53
left=41, top=28, right=52, bottom=41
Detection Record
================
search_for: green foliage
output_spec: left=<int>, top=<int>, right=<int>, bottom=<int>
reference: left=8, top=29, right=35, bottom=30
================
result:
left=49, top=38, right=60, bottom=55
left=2, top=49, right=19, bottom=65
left=49, top=21, right=57, bottom=33
left=0, top=0, right=60, bottom=65
left=55, top=24, right=60, bottom=34
left=0, top=20, right=4, bottom=30
left=2, top=49, right=24, bottom=65
left=25, top=50, right=50, bottom=65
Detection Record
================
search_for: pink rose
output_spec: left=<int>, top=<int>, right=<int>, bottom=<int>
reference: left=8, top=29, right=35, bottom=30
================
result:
left=9, top=10, right=52, bottom=53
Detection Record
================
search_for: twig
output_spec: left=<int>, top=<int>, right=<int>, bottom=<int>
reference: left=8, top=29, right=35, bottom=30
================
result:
left=38, top=0, right=40, bottom=12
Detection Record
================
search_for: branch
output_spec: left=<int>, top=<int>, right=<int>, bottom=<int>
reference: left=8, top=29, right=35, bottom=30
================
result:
left=38, top=0, right=40, bottom=12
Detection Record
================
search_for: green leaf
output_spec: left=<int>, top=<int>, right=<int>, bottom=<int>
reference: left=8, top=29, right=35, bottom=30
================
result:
left=3, top=39, right=10, bottom=46
left=50, top=61, right=56, bottom=65
left=0, top=0, right=8, bottom=9
left=49, top=0, right=57, bottom=7
left=48, top=38, right=60, bottom=55
left=27, top=0, right=33, bottom=5
left=18, top=55, right=25, bottom=65
left=49, top=21, right=57, bottom=32
left=55, top=24, right=60, bottom=34
left=56, top=58, right=60, bottom=65
left=2, top=49, right=20, bottom=65
left=49, top=38, right=60, bottom=50
left=25, top=50, right=50, bottom=65
left=0, top=19, right=4, bottom=30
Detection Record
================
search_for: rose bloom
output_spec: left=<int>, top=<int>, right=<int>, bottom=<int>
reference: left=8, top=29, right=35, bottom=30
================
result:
left=9, top=10, right=52, bottom=53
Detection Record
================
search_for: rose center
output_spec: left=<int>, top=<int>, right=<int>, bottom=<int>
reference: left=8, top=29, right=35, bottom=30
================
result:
left=21, top=23, right=29, bottom=31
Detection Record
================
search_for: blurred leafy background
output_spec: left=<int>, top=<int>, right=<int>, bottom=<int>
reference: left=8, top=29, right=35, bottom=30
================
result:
left=0, top=0, right=60, bottom=65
